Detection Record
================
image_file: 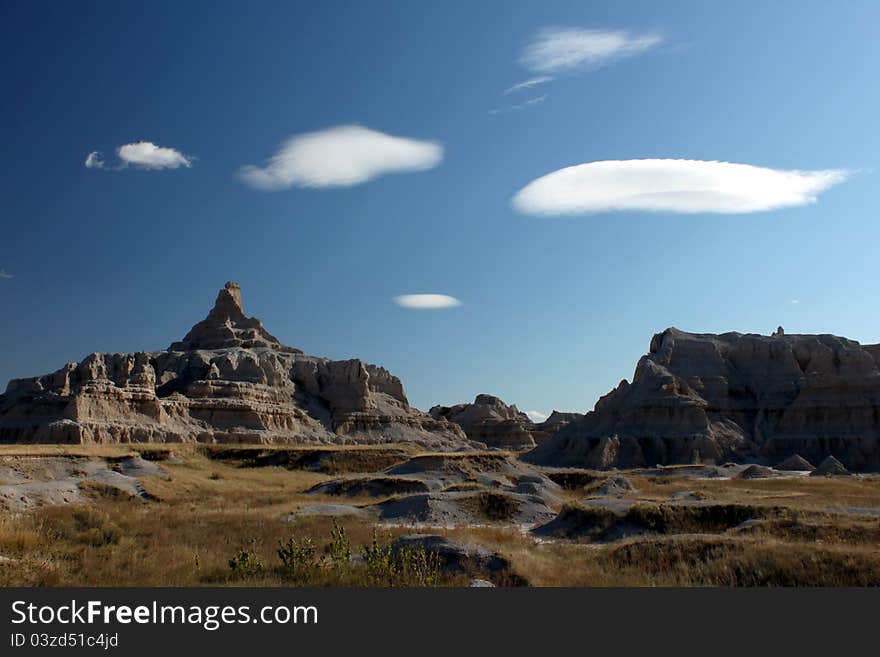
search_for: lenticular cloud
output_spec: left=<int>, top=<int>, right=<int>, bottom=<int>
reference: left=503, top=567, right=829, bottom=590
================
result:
left=512, top=159, right=849, bottom=215
left=238, top=125, right=443, bottom=190
left=393, top=294, right=461, bottom=310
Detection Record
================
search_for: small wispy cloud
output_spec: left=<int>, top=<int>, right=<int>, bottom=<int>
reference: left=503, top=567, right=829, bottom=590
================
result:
left=514, top=94, right=547, bottom=110
left=0, top=269, right=13, bottom=280
left=503, top=76, right=554, bottom=95
left=493, top=27, right=660, bottom=111
left=525, top=410, right=547, bottom=423
left=238, top=126, right=443, bottom=191
left=84, top=151, right=105, bottom=169
left=117, top=141, right=193, bottom=169
left=393, top=294, right=461, bottom=310
left=85, top=142, right=193, bottom=171
left=512, top=159, right=849, bottom=216
left=489, top=94, right=549, bottom=115
left=790, top=299, right=800, bottom=304
left=521, top=27, right=663, bottom=74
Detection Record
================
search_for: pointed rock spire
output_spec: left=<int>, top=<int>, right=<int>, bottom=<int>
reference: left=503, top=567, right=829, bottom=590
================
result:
left=169, top=282, right=301, bottom=353
left=208, top=281, right=246, bottom=322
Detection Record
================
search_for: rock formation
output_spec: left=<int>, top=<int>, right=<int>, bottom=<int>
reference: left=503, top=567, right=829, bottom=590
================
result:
left=525, top=327, right=880, bottom=471
left=776, top=454, right=815, bottom=472
left=429, top=394, right=536, bottom=449
left=531, top=411, right=584, bottom=443
left=810, top=455, right=849, bottom=477
left=0, top=282, right=471, bottom=449
left=429, top=395, right=583, bottom=450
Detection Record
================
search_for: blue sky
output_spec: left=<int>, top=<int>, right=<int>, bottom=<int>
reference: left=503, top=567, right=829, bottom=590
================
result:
left=2, top=1, right=879, bottom=418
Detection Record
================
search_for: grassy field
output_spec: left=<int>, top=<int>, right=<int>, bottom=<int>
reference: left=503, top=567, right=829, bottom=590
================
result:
left=1, top=444, right=879, bottom=587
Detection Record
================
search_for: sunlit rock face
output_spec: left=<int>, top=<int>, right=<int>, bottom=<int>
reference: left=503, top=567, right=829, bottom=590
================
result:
left=524, top=328, right=880, bottom=471
left=0, top=282, right=471, bottom=450
left=430, top=395, right=584, bottom=450
left=430, top=395, right=537, bottom=449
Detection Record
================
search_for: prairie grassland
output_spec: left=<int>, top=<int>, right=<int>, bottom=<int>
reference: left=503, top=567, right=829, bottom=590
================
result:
left=1, top=444, right=879, bottom=587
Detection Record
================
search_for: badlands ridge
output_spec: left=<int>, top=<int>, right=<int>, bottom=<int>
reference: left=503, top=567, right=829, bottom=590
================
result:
left=2, top=283, right=880, bottom=471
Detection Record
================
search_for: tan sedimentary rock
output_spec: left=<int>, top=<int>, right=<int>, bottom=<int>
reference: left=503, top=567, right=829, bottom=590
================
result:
left=0, top=282, right=470, bottom=449
left=429, top=394, right=583, bottom=449
left=524, top=327, right=880, bottom=471
left=430, top=394, right=536, bottom=449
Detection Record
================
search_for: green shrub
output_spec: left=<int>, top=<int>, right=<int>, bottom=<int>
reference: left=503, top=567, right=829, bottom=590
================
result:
left=328, top=520, right=351, bottom=570
left=228, top=547, right=263, bottom=578
left=361, top=529, right=441, bottom=587
left=396, top=546, right=441, bottom=587
left=361, top=529, right=397, bottom=584
left=277, top=536, right=317, bottom=580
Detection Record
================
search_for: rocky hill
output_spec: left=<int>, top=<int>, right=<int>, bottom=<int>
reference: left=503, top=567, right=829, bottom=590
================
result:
left=430, top=395, right=582, bottom=449
left=0, top=282, right=472, bottom=449
left=429, top=395, right=536, bottom=449
left=524, top=327, right=880, bottom=471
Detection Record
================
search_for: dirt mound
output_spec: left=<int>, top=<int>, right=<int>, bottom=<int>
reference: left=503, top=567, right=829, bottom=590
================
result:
left=544, top=470, right=603, bottom=490
left=0, top=455, right=166, bottom=509
left=533, top=502, right=772, bottom=542
left=593, top=475, right=637, bottom=496
left=307, top=476, right=429, bottom=498
left=533, top=505, right=641, bottom=542
left=633, top=464, right=732, bottom=479
left=811, top=455, right=849, bottom=477
left=288, top=504, right=372, bottom=520
left=108, top=456, right=171, bottom=480
left=392, top=534, right=526, bottom=585
left=385, top=452, right=561, bottom=502
left=375, top=490, right=555, bottom=527
left=376, top=493, right=471, bottom=525
left=739, top=465, right=780, bottom=479
left=204, top=446, right=411, bottom=474
left=776, top=454, right=816, bottom=472
left=387, top=453, right=518, bottom=479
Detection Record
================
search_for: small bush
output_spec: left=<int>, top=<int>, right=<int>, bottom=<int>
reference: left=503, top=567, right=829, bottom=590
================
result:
left=361, top=529, right=441, bottom=587
left=228, top=547, right=263, bottom=578
left=41, top=507, right=122, bottom=547
left=396, top=546, right=442, bottom=587
left=361, top=529, right=397, bottom=583
left=328, top=520, right=351, bottom=570
left=277, top=537, right=317, bottom=580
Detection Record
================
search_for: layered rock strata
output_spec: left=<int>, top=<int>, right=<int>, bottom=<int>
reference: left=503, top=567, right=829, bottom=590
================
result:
left=525, top=328, right=880, bottom=471
left=0, top=283, right=470, bottom=449
left=430, top=395, right=535, bottom=449
left=429, top=395, right=582, bottom=449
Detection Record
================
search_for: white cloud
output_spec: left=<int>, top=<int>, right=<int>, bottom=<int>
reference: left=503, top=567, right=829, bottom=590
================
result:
left=521, top=27, right=663, bottom=73
left=790, top=299, right=800, bottom=304
left=503, top=76, right=555, bottom=95
left=238, top=125, right=443, bottom=190
left=84, top=151, right=105, bottom=169
left=393, top=294, right=461, bottom=310
left=489, top=94, right=548, bottom=115
left=117, top=141, right=193, bottom=169
left=514, top=94, right=547, bottom=110
left=525, top=410, right=547, bottom=423
left=0, top=269, right=12, bottom=280
left=512, top=159, right=849, bottom=215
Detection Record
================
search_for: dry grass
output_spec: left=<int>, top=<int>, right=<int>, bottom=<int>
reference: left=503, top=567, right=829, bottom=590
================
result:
left=1, top=444, right=879, bottom=586
left=601, top=535, right=880, bottom=586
